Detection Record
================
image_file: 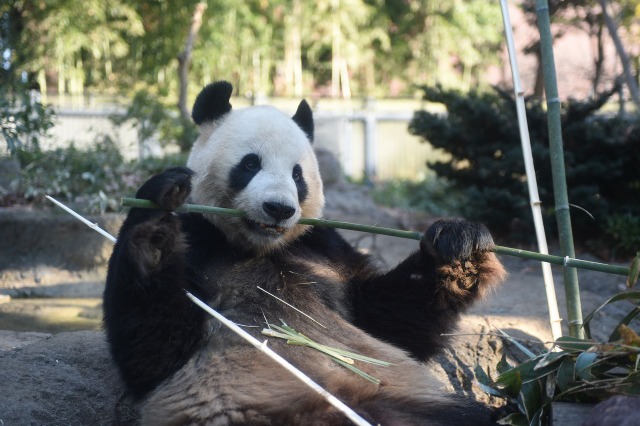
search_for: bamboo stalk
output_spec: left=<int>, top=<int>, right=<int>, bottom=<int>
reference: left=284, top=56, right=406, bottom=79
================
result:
left=535, top=0, right=584, bottom=338
left=47, top=196, right=117, bottom=243
left=499, top=0, right=562, bottom=342
left=120, top=197, right=632, bottom=278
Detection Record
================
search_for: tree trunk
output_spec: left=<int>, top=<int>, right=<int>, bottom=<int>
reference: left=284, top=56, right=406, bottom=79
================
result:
left=599, top=0, right=640, bottom=110
left=177, top=2, right=207, bottom=123
left=592, top=18, right=604, bottom=96
left=331, top=0, right=341, bottom=98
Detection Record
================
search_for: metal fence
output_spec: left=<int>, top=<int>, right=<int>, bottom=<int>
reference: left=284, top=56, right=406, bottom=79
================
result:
left=46, top=106, right=438, bottom=181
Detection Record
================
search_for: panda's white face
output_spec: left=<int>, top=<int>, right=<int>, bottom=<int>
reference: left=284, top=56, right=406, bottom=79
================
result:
left=187, top=105, right=324, bottom=253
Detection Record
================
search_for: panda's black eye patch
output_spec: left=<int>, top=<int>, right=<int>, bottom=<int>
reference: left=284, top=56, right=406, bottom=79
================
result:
left=292, top=164, right=302, bottom=182
left=243, top=154, right=260, bottom=171
left=229, top=153, right=262, bottom=191
left=293, top=164, right=308, bottom=203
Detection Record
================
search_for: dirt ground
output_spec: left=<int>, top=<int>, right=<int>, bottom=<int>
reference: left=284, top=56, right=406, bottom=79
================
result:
left=0, top=181, right=633, bottom=407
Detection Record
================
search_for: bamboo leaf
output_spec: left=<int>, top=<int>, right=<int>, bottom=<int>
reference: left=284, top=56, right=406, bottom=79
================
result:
left=627, top=252, right=640, bottom=289
left=313, top=345, right=392, bottom=366
left=475, top=364, right=493, bottom=386
left=497, top=353, right=514, bottom=374
left=554, top=336, right=595, bottom=352
left=332, top=357, right=381, bottom=385
left=556, top=359, right=576, bottom=393
left=263, top=322, right=389, bottom=382
left=496, top=369, right=523, bottom=397
left=518, top=380, right=542, bottom=423
left=476, top=380, right=506, bottom=397
left=496, top=358, right=562, bottom=389
left=534, top=351, right=567, bottom=371
left=528, top=407, right=543, bottom=426
left=496, top=328, right=537, bottom=359
left=575, top=352, right=599, bottom=380
left=497, top=412, right=528, bottom=426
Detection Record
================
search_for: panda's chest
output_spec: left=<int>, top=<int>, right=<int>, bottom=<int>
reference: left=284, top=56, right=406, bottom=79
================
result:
left=197, top=252, right=349, bottom=323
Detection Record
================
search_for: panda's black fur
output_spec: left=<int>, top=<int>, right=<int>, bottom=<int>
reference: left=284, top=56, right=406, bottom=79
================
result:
left=104, top=81, right=507, bottom=425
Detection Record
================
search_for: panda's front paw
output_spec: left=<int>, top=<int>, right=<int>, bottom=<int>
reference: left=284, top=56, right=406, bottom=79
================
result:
left=129, top=214, right=185, bottom=275
left=421, top=219, right=495, bottom=263
left=136, top=167, right=194, bottom=211
left=421, top=219, right=506, bottom=294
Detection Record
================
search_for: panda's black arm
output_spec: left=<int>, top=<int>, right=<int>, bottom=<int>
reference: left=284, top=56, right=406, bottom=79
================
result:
left=299, top=227, right=461, bottom=359
left=104, top=168, right=212, bottom=399
left=104, top=210, right=212, bottom=399
left=347, top=251, right=469, bottom=360
left=346, top=220, right=506, bottom=361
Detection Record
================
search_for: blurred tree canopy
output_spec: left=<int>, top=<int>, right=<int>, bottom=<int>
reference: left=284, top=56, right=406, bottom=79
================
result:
left=1, top=0, right=506, bottom=100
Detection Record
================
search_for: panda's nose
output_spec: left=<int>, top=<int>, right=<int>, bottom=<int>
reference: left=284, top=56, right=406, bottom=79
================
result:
left=263, top=202, right=296, bottom=221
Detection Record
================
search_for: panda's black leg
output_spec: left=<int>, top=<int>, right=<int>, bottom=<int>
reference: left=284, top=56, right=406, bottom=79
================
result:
left=350, top=219, right=506, bottom=360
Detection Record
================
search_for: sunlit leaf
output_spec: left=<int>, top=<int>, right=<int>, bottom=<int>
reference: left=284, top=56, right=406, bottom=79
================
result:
left=554, top=336, right=595, bottom=352
left=476, top=380, right=506, bottom=397
left=575, top=352, right=598, bottom=381
left=518, top=380, right=542, bottom=423
left=497, top=412, right=529, bottom=426
left=534, top=351, right=568, bottom=370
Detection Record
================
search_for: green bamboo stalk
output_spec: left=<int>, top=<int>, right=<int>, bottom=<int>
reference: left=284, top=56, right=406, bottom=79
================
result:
left=535, top=0, right=584, bottom=338
left=120, top=197, right=631, bottom=278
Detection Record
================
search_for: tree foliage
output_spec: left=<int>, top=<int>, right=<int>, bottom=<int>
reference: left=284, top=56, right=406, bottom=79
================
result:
left=1, top=0, right=506, bottom=99
left=409, top=85, right=640, bottom=253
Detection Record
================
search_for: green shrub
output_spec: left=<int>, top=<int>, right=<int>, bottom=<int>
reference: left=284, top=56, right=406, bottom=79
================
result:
left=604, top=214, right=640, bottom=257
left=13, top=138, right=187, bottom=214
left=409, top=85, right=640, bottom=252
left=1, top=83, right=55, bottom=155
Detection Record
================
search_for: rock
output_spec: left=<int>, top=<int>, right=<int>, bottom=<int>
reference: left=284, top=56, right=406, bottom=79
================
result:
left=0, top=210, right=122, bottom=271
left=315, top=148, right=344, bottom=187
left=0, top=330, right=50, bottom=350
left=0, top=331, right=135, bottom=425
left=582, top=396, right=640, bottom=426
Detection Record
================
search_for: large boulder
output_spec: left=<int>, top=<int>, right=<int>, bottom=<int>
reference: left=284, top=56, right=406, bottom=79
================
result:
left=0, top=331, right=135, bottom=425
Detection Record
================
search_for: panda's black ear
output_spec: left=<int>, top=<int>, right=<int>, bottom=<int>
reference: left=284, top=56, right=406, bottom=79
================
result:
left=191, top=81, right=233, bottom=125
left=292, top=99, right=314, bottom=143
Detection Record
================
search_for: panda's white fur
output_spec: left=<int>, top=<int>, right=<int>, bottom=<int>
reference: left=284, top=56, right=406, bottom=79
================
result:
left=187, top=105, right=324, bottom=253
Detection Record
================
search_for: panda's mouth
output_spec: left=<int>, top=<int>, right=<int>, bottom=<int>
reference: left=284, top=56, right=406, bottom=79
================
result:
left=245, top=219, right=287, bottom=235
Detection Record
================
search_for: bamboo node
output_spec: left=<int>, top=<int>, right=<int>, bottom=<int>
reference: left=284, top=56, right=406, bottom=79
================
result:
left=545, top=97, right=560, bottom=105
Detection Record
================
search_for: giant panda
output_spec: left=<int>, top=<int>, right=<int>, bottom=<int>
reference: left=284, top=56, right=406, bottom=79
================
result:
left=104, top=81, right=507, bottom=425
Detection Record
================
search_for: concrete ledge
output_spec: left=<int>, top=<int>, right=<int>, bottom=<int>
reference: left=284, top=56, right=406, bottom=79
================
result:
left=0, top=209, right=122, bottom=271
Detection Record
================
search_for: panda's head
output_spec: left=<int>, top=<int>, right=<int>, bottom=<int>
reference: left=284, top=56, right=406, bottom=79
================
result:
left=187, top=81, right=324, bottom=253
